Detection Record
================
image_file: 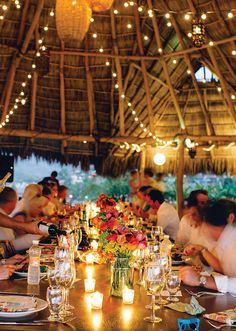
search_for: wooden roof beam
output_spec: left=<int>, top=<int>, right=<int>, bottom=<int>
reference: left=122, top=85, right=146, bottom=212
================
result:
left=1, top=0, right=44, bottom=122
left=147, top=0, right=185, bottom=131
left=110, top=8, right=125, bottom=136
left=30, top=24, right=39, bottom=132
left=59, top=40, right=67, bottom=155
left=133, top=5, right=154, bottom=133
left=161, top=2, right=215, bottom=137
left=1, top=129, right=236, bottom=144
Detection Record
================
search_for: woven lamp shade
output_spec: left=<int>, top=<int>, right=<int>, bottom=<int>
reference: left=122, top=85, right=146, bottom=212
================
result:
left=88, top=0, right=114, bottom=12
left=56, top=0, right=92, bottom=42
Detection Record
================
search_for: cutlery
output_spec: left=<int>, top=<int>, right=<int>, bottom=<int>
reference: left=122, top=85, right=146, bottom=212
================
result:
left=207, top=320, right=236, bottom=329
left=185, top=288, right=224, bottom=298
left=0, top=291, right=34, bottom=297
left=0, top=322, right=44, bottom=326
left=35, top=317, right=76, bottom=325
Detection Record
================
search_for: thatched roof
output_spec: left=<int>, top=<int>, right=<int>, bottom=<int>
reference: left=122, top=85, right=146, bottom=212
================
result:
left=0, top=0, right=236, bottom=175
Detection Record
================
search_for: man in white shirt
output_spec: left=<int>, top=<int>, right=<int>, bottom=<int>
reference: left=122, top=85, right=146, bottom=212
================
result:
left=146, top=189, right=179, bottom=240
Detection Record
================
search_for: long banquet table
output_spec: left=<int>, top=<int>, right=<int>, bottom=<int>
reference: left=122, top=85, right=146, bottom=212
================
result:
left=0, top=263, right=236, bottom=330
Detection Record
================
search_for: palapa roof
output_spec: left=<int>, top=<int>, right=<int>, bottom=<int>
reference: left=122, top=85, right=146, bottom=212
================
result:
left=0, top=0, right=236, bottom=175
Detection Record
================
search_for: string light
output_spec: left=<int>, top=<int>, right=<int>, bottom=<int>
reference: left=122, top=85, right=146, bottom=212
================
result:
left=227, top=12, right=233, bottom=18
left=0, top=1, right=21, bottom=22
left=232, top=50, right=236, bottom=56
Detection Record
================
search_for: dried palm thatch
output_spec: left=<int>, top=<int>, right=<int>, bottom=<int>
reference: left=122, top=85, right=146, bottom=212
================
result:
left=0, top=0, right=235, bottom=177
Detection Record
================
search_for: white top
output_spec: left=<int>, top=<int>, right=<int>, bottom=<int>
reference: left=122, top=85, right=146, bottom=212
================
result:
left=214, top=274, right=236, bottom=294
left=176, top=214, right=216, bottom=251
left=0, top=208, right=15, bottom=241
left=157, top=202, right=179, bottom=240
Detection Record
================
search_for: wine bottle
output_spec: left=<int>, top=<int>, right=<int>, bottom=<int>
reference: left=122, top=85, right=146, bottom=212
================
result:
left=0, top=172, right=12, bottom=193
left=38, top=221, right=67, bottom=236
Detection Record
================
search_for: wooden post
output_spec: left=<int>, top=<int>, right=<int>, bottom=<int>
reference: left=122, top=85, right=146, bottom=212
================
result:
left=176, top=139, right=185, bottom=218
left=140, top=148, right=146, bottom=178
left=85, top=37, right=95, bottom=135
left=59, top=40, right=67, bottom=154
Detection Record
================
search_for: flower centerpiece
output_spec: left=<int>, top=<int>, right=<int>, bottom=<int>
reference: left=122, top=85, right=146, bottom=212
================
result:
left=92, top=194, right=147, bottom=297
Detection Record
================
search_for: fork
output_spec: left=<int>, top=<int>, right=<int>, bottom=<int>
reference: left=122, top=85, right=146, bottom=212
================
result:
left=207, top=320, right=236, bottom=329
left=185, top=289, right=224, bottom=298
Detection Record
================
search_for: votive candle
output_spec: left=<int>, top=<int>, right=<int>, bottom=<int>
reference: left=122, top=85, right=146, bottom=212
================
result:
left=122, top=287, right=134, bottom=304
left=90, top=292, right=103, bottom=309
left=91, top=240, right=99, bottom=251
left=84, top=278, right=96, bottom=293
left=86, top=253, right=95, bottom=264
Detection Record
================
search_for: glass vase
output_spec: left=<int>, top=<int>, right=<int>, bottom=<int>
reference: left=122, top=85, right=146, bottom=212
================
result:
left=110, top=257, right=134, bottom=297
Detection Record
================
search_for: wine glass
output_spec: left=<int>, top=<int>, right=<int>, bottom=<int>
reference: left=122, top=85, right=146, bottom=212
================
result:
left=143, top=263, right=165, bottom=323
left=166, top=273, right=181, bottom=302
left=54, top=247, right=71, bottom=263
left=55, top=260, right=75, bottom=315
left=134, top=249, right=145, bottom=285
left=152, top=253, right=169, bottom=305
left=151, top=226, right=163, bottom=243
left=46, top=286, right=64, bottom=322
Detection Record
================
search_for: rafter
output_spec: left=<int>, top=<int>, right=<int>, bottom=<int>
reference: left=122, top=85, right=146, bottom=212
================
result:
left=110, top=8, right=125, bottom=136
left=0, top=0, right=44, bottom=122
left=147, top=0, right=185, bottom=131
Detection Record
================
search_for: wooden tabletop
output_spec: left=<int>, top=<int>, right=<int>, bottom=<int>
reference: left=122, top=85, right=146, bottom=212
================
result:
left=0, top=263, right=235, bottom=330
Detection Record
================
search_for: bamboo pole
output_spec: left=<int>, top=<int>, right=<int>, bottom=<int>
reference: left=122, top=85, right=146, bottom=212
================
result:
left=59, top=40, right=67, bottom=154
left=147, top=0, right=185, bottom=131
left=110, top=8, right=125, bottom=136
left=49, top=35, right=236, bottom=61
left=85, top=37, right=95, bottom=135
left=133, top=5, right=154, bottom=133
left=176, top=139, right=185, bottom=218
left=30, top=25, right=39, bottom=132
left=1, top=129, right=236, bottom=144
left=140, top=148, right=146, bottom=178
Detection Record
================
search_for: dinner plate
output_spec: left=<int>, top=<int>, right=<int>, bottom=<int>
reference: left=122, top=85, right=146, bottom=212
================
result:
left=0, top=297, right=48, bottom=318
left=14, top=271, right=47, bottom=277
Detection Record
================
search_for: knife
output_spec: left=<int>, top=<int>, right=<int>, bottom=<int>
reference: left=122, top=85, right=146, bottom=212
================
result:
left=0, top=322, right=44, bottom=326
left=0, top=292, right=35, bottom=297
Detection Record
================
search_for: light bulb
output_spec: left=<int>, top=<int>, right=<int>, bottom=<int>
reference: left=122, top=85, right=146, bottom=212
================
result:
left=201, top=13, right=207, bottom=20
left=128, top=102, right=131, bottom=107
left=144, top=35, right=149, bottom=41
left=50, top=10, right=54, bottom=17
left=173, top=59, right=177, bottom=64
left=209, top=41, right=214, bottom=46
left=44, top=26, right=48, bottom=31
left=165, top=13, right=170, bottom=19
left=132, top=110, right=136, bottom=115
left=99, top=48, right=104, bottom=53
left=228, top=12, right=233, bottom=18
left=187, top=69, right=191, bottom=74
left=114, top=9, right=118, bottom=14
left=231, top=95, right=236, bottom=100
left=28, top=74, right=32, bottom=79
left=188, top=32, right=192, bottom=38
left=158, top=48, right=163, bottom=53
left=124, top=2, right=129, bottom=7
left=232, top=50, right=236, bottom=56
left=113, top=73, right=117, bottom=77
left=134, top=117, right=138, bottom=121
left=184, top=14, right=190, bottom=20
left=2, top=5, right=8, bottom=11
left=167, top=22, right=172, bottom=27
left=92, top=33, right=97, bottom=38
left=90, top=18, right=94, bottom=22
left=153, top=153, right=166, bottom=166
left=138, top=7, right=143, bottom=12
left=127, top=24, right=132, bottom=29
left=105, top=61, right=110, bottom=66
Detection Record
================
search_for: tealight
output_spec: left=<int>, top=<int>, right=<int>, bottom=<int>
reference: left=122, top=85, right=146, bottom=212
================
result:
left=90, top=292, right=103, bottom=309
left=122, top=287, right=134, bottom=304
left=86, top=253, right=95, bottom=264
left=84, top=278, right=96, bottom=293
left=91, top=240, right=99, bottom=251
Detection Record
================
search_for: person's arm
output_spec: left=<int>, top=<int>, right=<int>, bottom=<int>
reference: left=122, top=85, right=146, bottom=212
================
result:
left=0, top=212, right=42, bottom=235
left=180, top=266, right=218, bottom=290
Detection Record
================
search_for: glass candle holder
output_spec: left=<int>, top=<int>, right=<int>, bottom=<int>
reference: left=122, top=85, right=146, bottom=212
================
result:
left=122, top=287, right=134, bottom=304
left=91, top=240, right=98, bottom=251
left=84, top=278, right=96, bottom=293
left=90, top=292, right=103, bottom=309
left=86, top=253, right=95, bottom=264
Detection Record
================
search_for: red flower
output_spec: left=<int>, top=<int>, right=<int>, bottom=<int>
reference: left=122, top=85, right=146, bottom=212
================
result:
left=107, top=233, right=118, bottom=242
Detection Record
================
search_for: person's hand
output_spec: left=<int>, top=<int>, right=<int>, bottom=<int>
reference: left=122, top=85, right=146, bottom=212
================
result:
left=179, top=266, right=200, bottom=287
left=21, top=221, right=43, bottom=235
left=0, top=265, right=16, bottom=280
left=183, top=244, right=204, bottom=256
left=5, top=254, right=26, bottom=265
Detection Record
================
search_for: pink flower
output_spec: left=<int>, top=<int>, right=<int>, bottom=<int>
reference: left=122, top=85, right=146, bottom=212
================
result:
left=136, top=232, right=146, bottom=242
left=117, top=235, right=126, bottom=244
left=107, top=233, right=118, bottom=242
left=138, top=242, right=147, bottom=250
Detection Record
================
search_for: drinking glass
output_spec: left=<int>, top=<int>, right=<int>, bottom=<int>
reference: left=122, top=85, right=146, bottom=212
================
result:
left=135, top=249, right=146, bottom=285
left=55, top=260, right=75, bottom=314
left=166, top=273, right=181, bottom=302
left=46, top=286, right=64, bottom=322
left=143, top=263, right=165, bottom=323
left=54, top=247, right=71, bottom=263
left=152, top=253, right=169, bottom=305
left=47, top=267, right=58, bottom=286
left=151, top=226, right=163, bottom=243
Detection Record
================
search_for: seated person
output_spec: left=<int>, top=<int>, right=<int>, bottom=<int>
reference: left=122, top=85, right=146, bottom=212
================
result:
left=12, top=184, right=42, bottom=217
left=140, top=168, right=157, bottom=188
left=131, top=186, right=153, bottom=218
left=0, top=187, right=18, bottom=241
left=42, top=186, right=56, bottom=216
left=145, top=189, right=179, bottom=240
left=181, top=199, right=236, bottom=294
left=176, top=189, right=212, bottom=248
left=53, top=185, right=68, bottom=210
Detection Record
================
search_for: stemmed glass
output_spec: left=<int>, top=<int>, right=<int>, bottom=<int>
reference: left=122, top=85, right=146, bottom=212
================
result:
left=153, top=253, right=169, bottom=305
left=151, top=226, right=163, bottom=243
left=143, top=263, right=165, bottom=323
left=46, top=286, right=64, bottom=322
left=55, top=260, right=76, bottom=315
left=135, top=249, right=147, bottom=285
left=166, top=273, right=181, bottom=302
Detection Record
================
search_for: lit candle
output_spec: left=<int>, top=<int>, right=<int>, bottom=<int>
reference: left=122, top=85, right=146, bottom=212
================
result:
left=84, top=278, right=96, bottom=293
left=91, top=240, right=99, bottom=251
left=90, top=292, right=103, bottom=309
left=86, top=265, right=94, bottom=279
left=122, top=287, right=134, bottom=304
left=86, top=253, right=95, bottom=264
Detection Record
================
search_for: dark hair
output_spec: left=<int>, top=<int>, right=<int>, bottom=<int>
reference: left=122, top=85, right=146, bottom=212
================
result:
left=187, top=189, right=208, bottom=208
left=203, top=199, right=236, bottom=227
left=147, top=189, right=164, bottom=204
left=51, top=171, right=58, bottom=177
left=156, top=172, right=164, bottom=179
left=139, top=186, right=152, bottom=193
left=144, top=168, right=154, bottom=177
left=0, top=187, right=17, bottom=204
left=58, top=185, right=68, bottom=193
left=130, top=169, right=138, bottom=176
left=42, top=186, right=52, bottom=196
